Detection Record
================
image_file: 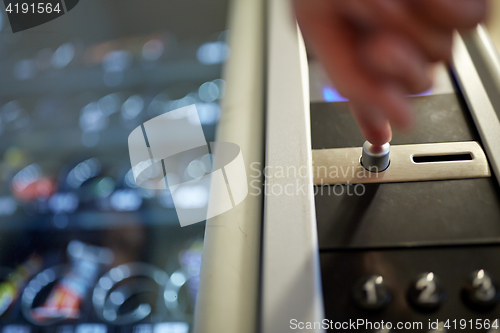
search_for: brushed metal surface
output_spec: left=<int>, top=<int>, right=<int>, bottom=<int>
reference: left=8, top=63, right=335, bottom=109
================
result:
left=313, top=141, right=490, bottom=185
left=453, top=29, right=500, bottom=187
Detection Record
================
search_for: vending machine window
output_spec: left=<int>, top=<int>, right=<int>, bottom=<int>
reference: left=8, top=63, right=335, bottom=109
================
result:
left=0, top=0, right=229, bottom=331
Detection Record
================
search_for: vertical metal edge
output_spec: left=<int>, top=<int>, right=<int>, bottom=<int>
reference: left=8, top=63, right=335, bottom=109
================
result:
left=193, top=0, right=265, bottom=332
left=475, top=25, right=500, bottom=97
left=261, top=0, right=325, bottom=331
left=451, top=30, right=500, bottom=186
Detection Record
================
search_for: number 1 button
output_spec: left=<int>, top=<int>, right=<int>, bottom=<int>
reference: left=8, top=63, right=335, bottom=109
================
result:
left=353, top=275, right=392, bottom=311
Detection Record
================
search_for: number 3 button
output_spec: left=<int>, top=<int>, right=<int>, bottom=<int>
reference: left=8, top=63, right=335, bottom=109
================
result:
left=408, top=272, right=446, bottom=312
left=462, top=269, right=500, bottom=311
left=353, top=275, right=392, bottom=311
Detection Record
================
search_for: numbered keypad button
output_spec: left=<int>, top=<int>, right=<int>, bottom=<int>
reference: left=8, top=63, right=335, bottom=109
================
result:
left=353, top=275, right=391, bottom=311
left=462, top=269, right=499, bottom=311
left=407, top=272, right=446, bottom=312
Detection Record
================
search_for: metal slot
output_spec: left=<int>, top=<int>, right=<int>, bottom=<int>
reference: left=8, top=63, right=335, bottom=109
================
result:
left=412, top=153, right=472, bottom=163
left=313, top=141, right=490, bottom=185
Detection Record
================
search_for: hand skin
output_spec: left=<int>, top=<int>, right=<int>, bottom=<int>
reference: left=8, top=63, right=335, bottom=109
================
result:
left=294, top=0, right=488, bottom=145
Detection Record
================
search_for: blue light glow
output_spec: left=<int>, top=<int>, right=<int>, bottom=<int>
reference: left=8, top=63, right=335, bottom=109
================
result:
left=322, top=86, right=348, bottom=102
left=322, top=86, right=434, bottom=102
left=410, top=88, right=433, bottom=97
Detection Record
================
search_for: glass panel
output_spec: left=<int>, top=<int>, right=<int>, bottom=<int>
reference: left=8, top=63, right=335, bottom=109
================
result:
left=0, top=0, right=229, bottom=331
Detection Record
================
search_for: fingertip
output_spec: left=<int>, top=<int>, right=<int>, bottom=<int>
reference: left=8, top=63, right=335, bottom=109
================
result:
left=350, top=102, right=393, bottom=145
left=362, top=121, right=393, bottom=145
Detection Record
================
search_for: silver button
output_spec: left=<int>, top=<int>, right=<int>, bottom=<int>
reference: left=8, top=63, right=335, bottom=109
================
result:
left=361, top=141, right=390, bottom=172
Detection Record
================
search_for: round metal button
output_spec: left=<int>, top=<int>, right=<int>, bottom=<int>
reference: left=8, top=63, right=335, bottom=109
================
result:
left=407, top=272, right=446, bottom=312
left=353, top=275, right=392, bottom=311
left=462, top=269, right=499, bottom=311
left=361, top=141, right=390, bottom=172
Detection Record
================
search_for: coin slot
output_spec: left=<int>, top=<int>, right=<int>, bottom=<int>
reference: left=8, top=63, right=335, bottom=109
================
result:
left=412, top=153, right=473, bottom=164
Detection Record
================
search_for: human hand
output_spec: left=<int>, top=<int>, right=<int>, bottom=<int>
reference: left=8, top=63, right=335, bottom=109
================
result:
left=295, top=0, right=488, bottom=145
